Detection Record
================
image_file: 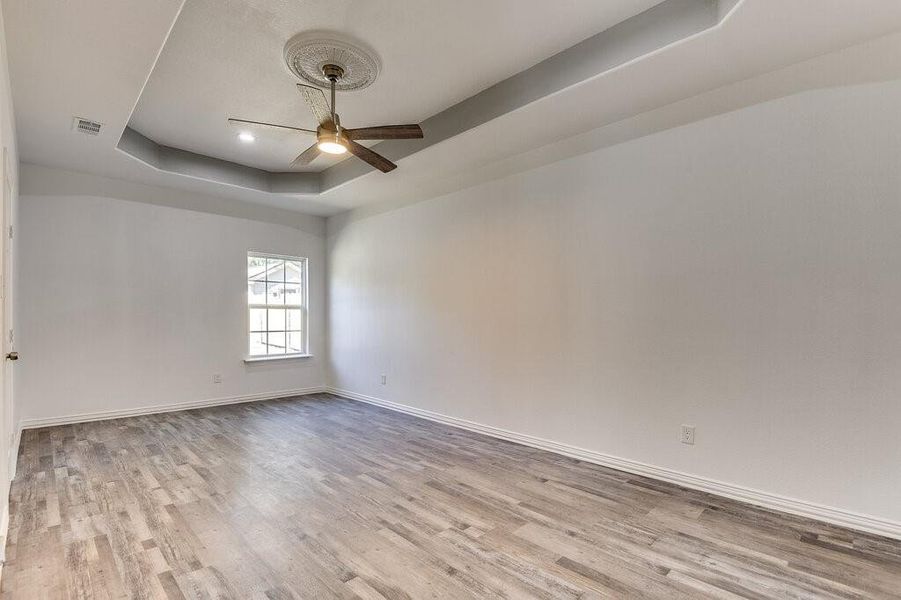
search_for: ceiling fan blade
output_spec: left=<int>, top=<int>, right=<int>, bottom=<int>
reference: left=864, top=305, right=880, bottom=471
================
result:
left=227, top=118, right=315, bottom=134
left=296, top=84, right=333, bottom=127
left=346, top=139, right=397, bottom=173
left=290, top=143, right=322, bottom=167
left=345, top=124, right=423, bottom=140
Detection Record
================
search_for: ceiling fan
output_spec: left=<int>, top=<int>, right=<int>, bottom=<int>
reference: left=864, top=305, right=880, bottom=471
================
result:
left=228, top=64, right=423, bottom=173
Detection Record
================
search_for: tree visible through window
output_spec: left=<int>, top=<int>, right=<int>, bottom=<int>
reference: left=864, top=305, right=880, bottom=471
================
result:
left=247, top=253, right=307, bottom=357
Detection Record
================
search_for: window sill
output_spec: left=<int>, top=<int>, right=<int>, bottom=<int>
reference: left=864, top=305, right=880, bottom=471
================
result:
left=244, top=354, right=313, bottom=363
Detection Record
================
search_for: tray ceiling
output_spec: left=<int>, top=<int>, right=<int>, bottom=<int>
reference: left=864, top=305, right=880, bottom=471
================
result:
left=126, top=0, right=664, bottom=173
left=6, top=0, right=901, bottom=216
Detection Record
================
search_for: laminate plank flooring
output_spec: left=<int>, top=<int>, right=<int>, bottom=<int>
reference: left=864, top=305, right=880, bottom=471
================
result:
left=2, top=393, right=900, bottom=599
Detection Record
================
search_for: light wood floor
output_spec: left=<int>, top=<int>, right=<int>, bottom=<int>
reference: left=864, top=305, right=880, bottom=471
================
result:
left=2, top=394, right=900, bottom=599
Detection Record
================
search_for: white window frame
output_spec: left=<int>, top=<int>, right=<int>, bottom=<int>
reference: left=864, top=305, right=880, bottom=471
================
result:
left=245, top=252, right=311, bottom=362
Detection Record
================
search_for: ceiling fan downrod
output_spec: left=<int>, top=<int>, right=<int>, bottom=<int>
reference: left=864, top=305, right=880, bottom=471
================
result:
left=321, top=64, right=344, bottom=127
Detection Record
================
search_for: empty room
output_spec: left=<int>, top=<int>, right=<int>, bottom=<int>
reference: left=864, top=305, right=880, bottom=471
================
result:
left=0, top=0, right=900, bottom=598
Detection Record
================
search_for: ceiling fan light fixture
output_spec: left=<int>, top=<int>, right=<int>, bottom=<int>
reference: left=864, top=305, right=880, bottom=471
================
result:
left=318, top=141, right=347, bottom=154
left=317, top=131, right=347, bottom=154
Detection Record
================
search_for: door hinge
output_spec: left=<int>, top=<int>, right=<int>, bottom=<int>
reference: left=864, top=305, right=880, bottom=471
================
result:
left=7, top=226, right=11, bottom=239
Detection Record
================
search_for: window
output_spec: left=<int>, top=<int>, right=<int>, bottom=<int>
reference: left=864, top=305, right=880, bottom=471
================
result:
left=247, top=253, right=308, bottom=358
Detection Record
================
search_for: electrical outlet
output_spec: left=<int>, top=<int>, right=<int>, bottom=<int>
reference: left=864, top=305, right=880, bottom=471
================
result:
left=212, top=374, right=222, bottom=384
left=681, top=425, right=696, bottom=445
left=380, top=374, right=387, bottom=385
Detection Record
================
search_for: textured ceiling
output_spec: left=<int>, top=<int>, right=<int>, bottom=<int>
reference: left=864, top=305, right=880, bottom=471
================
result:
left=126, top=0, right=663, bottom=172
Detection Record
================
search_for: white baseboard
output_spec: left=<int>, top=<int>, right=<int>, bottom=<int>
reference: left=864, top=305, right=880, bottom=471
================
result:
left=327, top=386, right=901, bottom=541
left=18, top=386, right=328, bottom=430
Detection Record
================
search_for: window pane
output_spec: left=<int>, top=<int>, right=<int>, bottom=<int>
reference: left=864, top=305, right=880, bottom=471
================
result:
left=266, top=258, right=285, bottom=283
left=285, top=260, right=303, bottom=283
left=249, top=308, right=266, bottom=332
left=287, top=331, right=304, bottom=354
left=286, top=308, right=302, bottom=331
left=248, top=256, right=267, bottom=280
left=249, top=332, right=267, bottom=356
left=267, top=308, right=286, bottom=331
left=283, top=283, right=302, bottom=305
left=267, top=282, right=286, bottom=305
left=267, top=331, right=286, bottom=355
left=248, top=281, right=267, bottom=304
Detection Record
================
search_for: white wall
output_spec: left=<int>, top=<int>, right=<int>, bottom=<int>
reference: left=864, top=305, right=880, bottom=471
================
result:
left=328, top=78, right=901, bottom=528
left=17, top=166, right=327, bottom=422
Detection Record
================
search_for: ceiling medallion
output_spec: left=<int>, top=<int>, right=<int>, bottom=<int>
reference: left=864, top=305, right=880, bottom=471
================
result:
left=284, top=34, right=380, bottom=91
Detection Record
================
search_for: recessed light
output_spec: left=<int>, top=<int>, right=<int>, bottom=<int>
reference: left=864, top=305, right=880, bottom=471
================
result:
left=238, top=132, right=255, bottom=143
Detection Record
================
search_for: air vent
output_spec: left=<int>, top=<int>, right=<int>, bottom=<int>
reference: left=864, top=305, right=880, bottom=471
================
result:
left=73, top=117, right=102, bottom=136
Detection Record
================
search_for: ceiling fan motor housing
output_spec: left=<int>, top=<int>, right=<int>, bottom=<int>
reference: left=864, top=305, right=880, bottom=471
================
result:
left=321, top=64, right=345, bottom=82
